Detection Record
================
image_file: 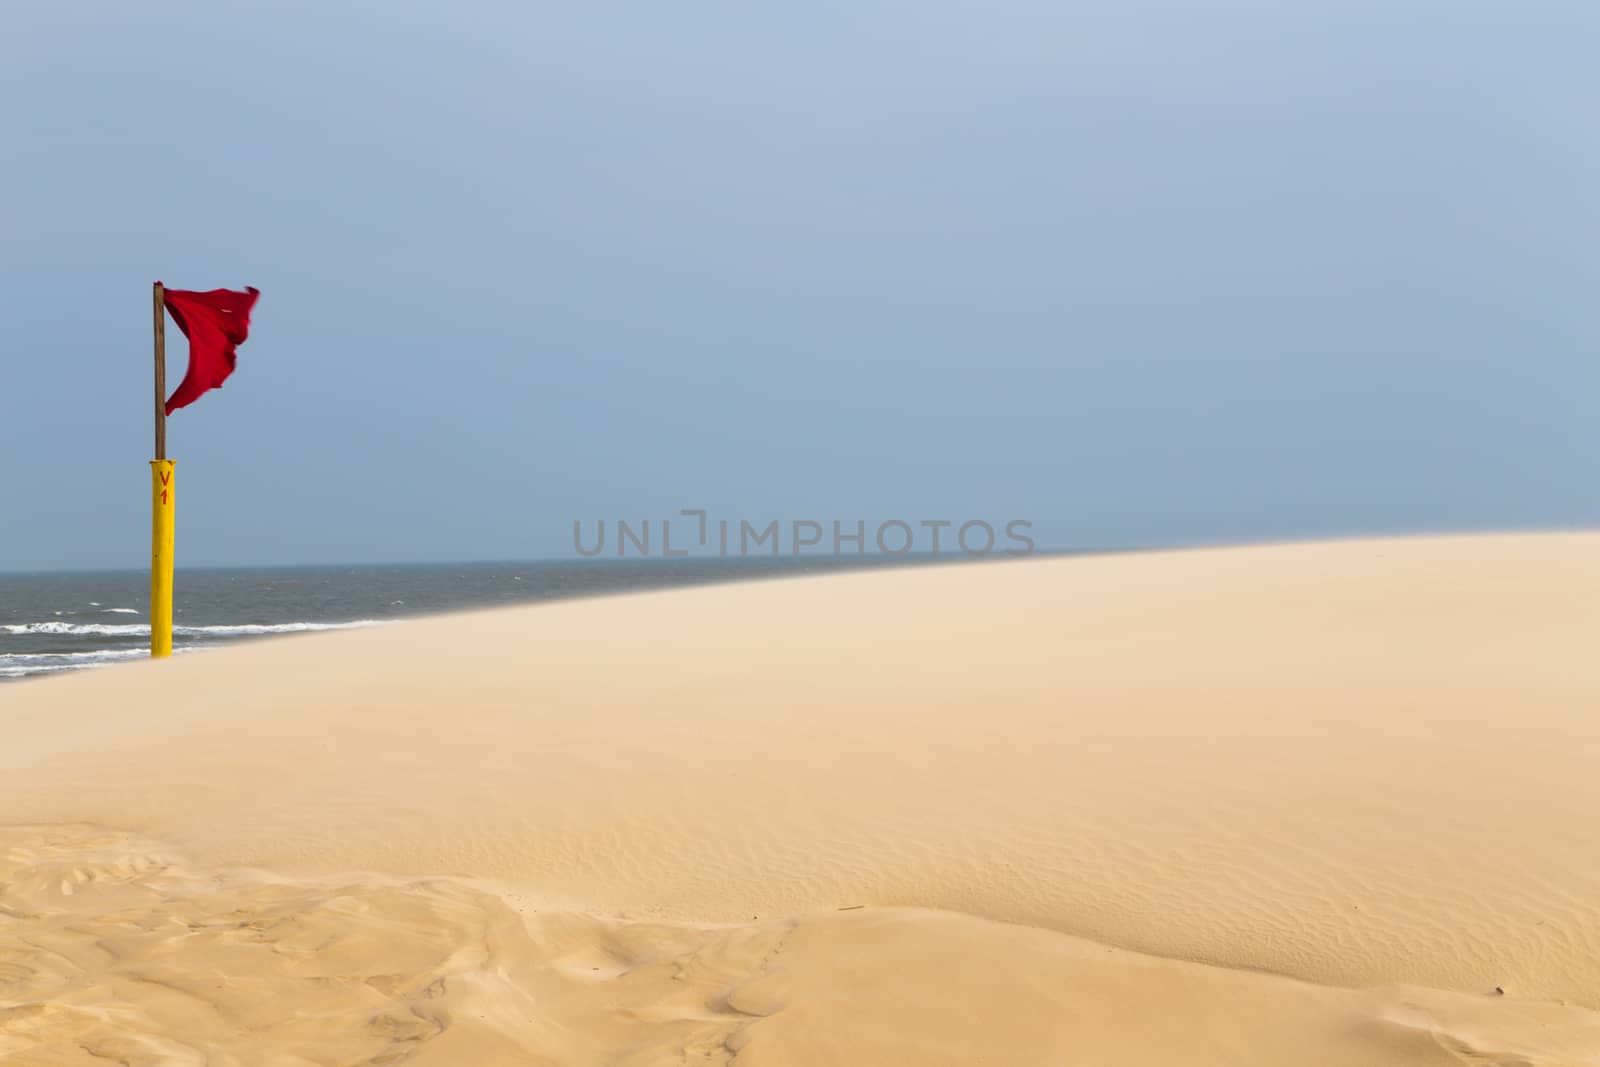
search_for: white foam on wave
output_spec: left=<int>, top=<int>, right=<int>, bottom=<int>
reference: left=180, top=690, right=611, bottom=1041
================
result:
left=0, top=648, right=154, bottom=678
left=1, top=650, right=149, bottom=662
left=176, top=621, right=387, bottom=637
left=0, top=664, right=85, bottom=677
left=3, top=622, right=147, bottom=636
left=101, top=608, right=140, bottom=615
left=2, top=620, right=386, bottom=638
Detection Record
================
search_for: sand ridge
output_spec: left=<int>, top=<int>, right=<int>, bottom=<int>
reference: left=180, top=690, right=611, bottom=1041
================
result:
left=4, top=824, right=1599, bottom=1066
left=4, top=533, right=1600, bottom=1062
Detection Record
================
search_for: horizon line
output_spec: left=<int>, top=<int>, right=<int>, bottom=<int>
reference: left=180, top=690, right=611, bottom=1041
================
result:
left=4, top=524, right=1596, bottom=577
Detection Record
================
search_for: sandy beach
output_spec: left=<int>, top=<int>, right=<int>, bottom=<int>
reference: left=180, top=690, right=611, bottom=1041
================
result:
left=4, top=533, right=1600, bottom=1064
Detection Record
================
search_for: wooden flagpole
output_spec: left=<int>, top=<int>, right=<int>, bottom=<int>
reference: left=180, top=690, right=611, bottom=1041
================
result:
left=154, top=283, right=166, bottom=460
left=151, top=283, right=174, bottom=658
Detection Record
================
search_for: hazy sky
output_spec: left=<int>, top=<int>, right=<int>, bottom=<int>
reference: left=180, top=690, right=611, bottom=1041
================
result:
left=3, top=1, right=1596, bottom=569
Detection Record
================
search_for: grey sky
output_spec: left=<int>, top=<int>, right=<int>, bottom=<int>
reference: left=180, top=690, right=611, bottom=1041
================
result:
left=3, top=1, right=1596, bottom=569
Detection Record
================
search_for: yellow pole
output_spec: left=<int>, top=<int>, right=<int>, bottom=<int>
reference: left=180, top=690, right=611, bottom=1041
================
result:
left=150, top=460, right=175, bottom=657
left=152, top=282, right=173, bottom=658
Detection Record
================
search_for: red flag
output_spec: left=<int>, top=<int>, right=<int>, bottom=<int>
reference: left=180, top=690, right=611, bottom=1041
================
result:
left=161, top=285, right=260, bottom=415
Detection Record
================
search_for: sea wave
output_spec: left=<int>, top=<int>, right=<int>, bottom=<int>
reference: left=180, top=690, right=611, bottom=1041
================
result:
left=2, top=620, right=385, bottom=638
left=0, top=648, right=154, bottom=678
left=3, top=622, right=148, bottom=636
left=101, top=607, right=141, bottom=614
left=0, top=664, right=87, bottom=677
left=0, top=650, right=149, bottom=662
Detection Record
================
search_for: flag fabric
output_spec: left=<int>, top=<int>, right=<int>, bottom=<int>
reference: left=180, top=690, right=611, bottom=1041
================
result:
left=161, top=285, right=260, bottom=415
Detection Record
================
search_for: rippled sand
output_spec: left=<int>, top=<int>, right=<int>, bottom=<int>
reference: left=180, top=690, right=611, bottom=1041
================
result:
left=4, top=534, right=1600, bottom=1064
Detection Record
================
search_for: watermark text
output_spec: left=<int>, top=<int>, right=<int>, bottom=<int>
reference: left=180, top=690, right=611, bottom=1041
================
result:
left=571, top=510, right=1035, bottom=559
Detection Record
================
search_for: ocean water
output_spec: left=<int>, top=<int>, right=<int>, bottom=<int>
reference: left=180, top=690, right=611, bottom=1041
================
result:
left=0, top=557, right=937, bottom=683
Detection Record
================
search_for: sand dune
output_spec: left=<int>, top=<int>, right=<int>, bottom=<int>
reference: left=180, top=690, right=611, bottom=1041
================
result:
left=4, top=534, right=1600, bottom=1064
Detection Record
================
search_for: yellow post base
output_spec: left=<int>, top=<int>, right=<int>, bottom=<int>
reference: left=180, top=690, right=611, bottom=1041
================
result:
left=150, top=460, right=175, bottom=658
